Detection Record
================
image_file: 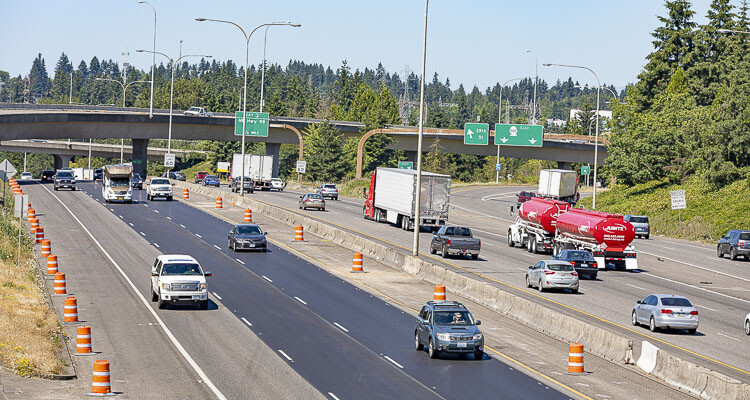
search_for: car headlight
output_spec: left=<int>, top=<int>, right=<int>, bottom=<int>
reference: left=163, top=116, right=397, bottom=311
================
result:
left=436, top=333, right=450, bottom=341
left=473, top=333, right=483, bottom=340
left=161, top=283, right=170, bottom=290
left=200, top=283, right=206, bottom=290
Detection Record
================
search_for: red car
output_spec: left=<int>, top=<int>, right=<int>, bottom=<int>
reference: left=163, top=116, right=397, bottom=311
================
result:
left=194, top=171, right=209, bottom=184
left=517, top=191, right=536, bottom=205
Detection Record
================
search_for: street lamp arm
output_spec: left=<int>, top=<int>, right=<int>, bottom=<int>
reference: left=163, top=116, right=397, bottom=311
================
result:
left=176, top=54, right=212, bottom=64
left=124, top=80, right=151, bottom=90
left=95, top=77, right=125, bottom=90
left=196, top=18, right=248, bottom=40
left=137, top=49, right=172, bottom=63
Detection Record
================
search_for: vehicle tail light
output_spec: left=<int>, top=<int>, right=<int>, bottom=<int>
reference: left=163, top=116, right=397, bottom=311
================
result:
left=569, top=262, right=576, bottom=266
left=478, top=240, right=481, bottom=249
left=690, top=310, right=698, bottom=315
left=570, top=271, right=578, bottom=276
left=592, top=262, right=598, bottom=268
left=739, top=241, right=746, bottom=246
left=446, top=239, right=451, bottom=246
left=544, top=271, right=555, bottom=275
left=660, top=309, right=673, bottom=314
left=305, top=199, right=311, bottom=203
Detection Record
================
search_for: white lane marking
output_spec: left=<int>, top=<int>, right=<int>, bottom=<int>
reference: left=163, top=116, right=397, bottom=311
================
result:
left=717, top=332, right=741, bottom=342
left=236, top=258, right=246, bottom=265
left=480, top=193, right=518, bottom=201
left=109, top=208, right=115, bottom=212
left=195, top=234, right=202, bottom=238
left=640, top=250, right=750, bottom=283
left=641, top=272, right=750, bottom=305
left=262, top=275, right=273, bottom=283
left=241, top=317, right=252, bottom=327
left=128, top=223, right=134, bottom=227
left=450, top=203, right=515, bottom=223
left=662, top=246, right=676, bottom=251
left=212, top=292, right=222, bottom=300
left=278, top=349, right=293, bottom=362
left=40, top=184, right=228, bottom=400
left=180, top=224, right=186, bottom=228
left=294, top=296, right=307, bottom=305
left=119, top=215, right=124, bottom=219
left=626, top=283, right=646, bottom=291
left=333, top=322, right=349, bottom=333
left=213, top=244, right=221, bottom=250
left=139, top=231, right=146, bottom=236
left=328, top=393, right=341, bottom=400
left=383, top=355, right=404, bottom=369
left=154, top=209, right=160, bottom=213
left=166, top=216, right=172, bottom=220
left=694, top=304, right=718, bottom=312
left=522, top=253, right=536, bottom=258
left=517, top=267, right=528, bottom=271
left=153, top=243, right=160, bottom=248
left=470, top=227, right=507, bottom=238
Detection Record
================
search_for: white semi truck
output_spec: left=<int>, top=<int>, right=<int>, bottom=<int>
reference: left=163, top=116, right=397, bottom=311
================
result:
left=230, top=154, right=274, bottom=190
left=102, top=164, right=133, bottom=203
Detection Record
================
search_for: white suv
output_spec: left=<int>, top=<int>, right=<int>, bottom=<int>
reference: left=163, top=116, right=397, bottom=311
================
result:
left=146, top=178, right=173, bottom=201
left=150, top=255, right=211, bottom=310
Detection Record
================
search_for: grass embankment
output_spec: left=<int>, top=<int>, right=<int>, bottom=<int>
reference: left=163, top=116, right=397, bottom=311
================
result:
left=0, top=192, right=63, bottom=377
left=577, top=176, right=750, bottom=243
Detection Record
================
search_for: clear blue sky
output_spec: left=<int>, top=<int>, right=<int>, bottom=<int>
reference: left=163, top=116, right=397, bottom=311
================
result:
left=2, top=1, right=713, bottom=90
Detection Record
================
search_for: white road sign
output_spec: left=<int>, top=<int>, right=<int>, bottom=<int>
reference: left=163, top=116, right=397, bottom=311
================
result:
left=0, top=159, right=17, bottom=177
left=670, top=190, right=686, bottom=210
left=13, top=195, right=28, bottom=218
left=164, top=153, right=176, bottom=168
left=296, top=160, right=307, bottom=174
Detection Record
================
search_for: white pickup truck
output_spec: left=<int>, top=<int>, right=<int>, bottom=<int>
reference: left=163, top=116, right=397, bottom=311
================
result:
left=151, top=255, right=212, bottom=310
left=146, top=177, right=173, bottom=201
left=183, top=107, right=213, bottom=117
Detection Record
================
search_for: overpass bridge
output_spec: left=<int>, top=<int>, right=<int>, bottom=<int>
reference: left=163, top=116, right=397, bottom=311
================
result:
left=0, top=103, right=608, bottom=177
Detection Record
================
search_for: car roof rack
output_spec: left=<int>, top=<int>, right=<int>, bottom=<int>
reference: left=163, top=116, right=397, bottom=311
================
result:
left=426, top=300, right=465, bottom=309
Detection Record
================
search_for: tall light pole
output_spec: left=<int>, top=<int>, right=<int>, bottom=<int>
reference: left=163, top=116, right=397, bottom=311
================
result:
left=544, top=62, right=601, bottom=209
left=412, top=0, right=429, bottom=257
left=138, top=0, right=157, bottom=119
left=137, top=50, right=211, bottom=173
left=95, top=77, right=149, bottom=163
left=496, top=77, right=523, bottom=183
left=69, top=72, right=73, bottom=105
left=525, top=50, right=538, bottom=124
left=260, top=22, right=301, bottom=112
left=196, top=18, right=299, bottom=196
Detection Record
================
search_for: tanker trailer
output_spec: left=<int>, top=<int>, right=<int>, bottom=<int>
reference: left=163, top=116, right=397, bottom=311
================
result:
left=554, top=208, right=637, bottom=271
left=508, top=197, right=570, bottom=254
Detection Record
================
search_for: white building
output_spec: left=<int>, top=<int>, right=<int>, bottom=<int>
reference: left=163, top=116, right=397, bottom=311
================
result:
left=570, top=109, right=612, bottom=121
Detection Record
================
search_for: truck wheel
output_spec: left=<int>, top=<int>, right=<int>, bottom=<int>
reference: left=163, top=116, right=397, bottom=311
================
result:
left=441, top=245, right=448, bottom=258
left=375, top=210, right=382, bottom=223
left=429, top=244, right=436, bottom=254
left=507, top=232, right=515, bottom=247
left=151, top=289, right=158, bottom=302
left=158, top=293, right=166, bottom=309
left=530, top=237, right=537, bottom=254
left=717, top=247, right=723, bottom=258
left=526, top=237, right=533, bottom=253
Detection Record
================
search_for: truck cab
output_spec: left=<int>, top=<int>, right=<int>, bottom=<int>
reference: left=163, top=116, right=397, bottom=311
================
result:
left=150, top=255, right=211, bottom=309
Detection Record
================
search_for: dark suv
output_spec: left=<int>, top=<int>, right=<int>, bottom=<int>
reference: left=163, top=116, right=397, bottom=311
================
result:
left=54, top=170, right=76, bottom=191
left=415, top=301, right=483, bottom=360
left=717, top=230, right=750, bottom=260
left=231, top=176, right=255, bottom=193
left=41, top=169, right=56, bottom=182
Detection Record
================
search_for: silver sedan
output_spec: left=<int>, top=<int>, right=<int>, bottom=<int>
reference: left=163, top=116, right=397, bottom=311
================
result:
left=745, top=312, right=750, bottom=336
left=632, top=294, right=699, bottom=334
left=525, top=260, right=579, bottom=294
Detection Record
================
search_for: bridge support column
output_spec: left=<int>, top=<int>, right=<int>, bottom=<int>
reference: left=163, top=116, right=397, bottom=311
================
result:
left=265, top=143, right=281, bottom=178
left=53, top=154, right=73, bottom=169
left=406, top=151, right=418, bottom=163
left=132, top=139, right=149, bottom=177
left=557, top=161, right=573, bottom=170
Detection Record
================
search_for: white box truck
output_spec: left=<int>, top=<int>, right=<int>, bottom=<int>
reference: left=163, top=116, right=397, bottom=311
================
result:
left=363, top=167, right=451, bottom=231
left=102, top=164, right=133, bottom=203
left=537, top=169, right=579, bottom=205
left=230, top=154, right=274, bottom=190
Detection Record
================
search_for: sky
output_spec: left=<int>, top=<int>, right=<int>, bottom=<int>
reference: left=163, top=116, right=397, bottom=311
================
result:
left=1, top=1, right=715, bottom=91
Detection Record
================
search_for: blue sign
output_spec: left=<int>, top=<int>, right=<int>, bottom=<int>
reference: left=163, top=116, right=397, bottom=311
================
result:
left=495, top=163, right=502, bottom=171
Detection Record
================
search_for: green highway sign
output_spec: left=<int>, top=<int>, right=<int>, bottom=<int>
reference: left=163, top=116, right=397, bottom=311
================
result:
left=234, top=112, right=269, bottom=137
left=581, top=165, right=590, bottom=175
left=494, top=124, right=543, bottom=147
left=398, top=161, right=414, bottom=169
left=464, top=123, right=489, bottom=145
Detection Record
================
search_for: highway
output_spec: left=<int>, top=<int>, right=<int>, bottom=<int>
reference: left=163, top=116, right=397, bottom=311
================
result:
left=28, top=181, right=571, bottom=400
left=212, top=183, right=750, bottom=383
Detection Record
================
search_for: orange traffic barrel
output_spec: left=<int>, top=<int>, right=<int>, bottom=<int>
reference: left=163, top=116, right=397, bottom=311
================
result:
left=25, top=202, right=31, bottom=216
left=183, top=188, right=189, bottom=199
left=27, top=208, right=35, bottom=222
left=294, top=225, right=304, bottom=241
left=244, top=208, right=253, bottom=222
left=64, top=296, right=78, bottom=323
left=35, top=226, right=45, bottom=243
left=40, top=239, right=51, bottom=257
left=434, top=284, right=446, bottom=302
left=30, top=218, right=39, bottom=232
left=568, top=343, right=584, bottom=373
left=215, top=196, right=223, bottom=209
left=77, top=326, right=92, bottom=354
left=352, top=252, right=364, bottom=273
left=90, top=360, right=111, bottom=394
left=53, top=272, right=66, bottom=295
left=47, top=254, right=58, bottom=275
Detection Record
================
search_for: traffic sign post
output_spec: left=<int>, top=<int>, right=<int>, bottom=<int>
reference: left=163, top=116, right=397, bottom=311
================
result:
left=13, top=194, right=27, bottom=268
left=398, top=161, right=414, bottom=169
left=494, top=124, right=543, bottom=147
left=670, top=190, right=687, bottom=229
left=234, top=112, right=269, bottom=137
left=464, top=123, right=489, bottom=145
left=296, top=160, right=307, bottom=174
left=163, top=153, right=176, bottom=168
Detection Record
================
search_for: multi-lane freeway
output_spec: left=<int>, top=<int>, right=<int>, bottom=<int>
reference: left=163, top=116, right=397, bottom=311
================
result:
left=27, top=180, right=573, bottom=400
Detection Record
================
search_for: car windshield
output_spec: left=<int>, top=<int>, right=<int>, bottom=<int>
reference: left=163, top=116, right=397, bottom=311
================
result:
left=629, top=216, right=649, bottom=223
left=56, top=172, right=73, bottom=178
left=133, top=173, right=141, bottom=178
left=21, top=172, right=31, bottom=176
left=566, top=251, right=593, bottom=259
left=433, top=311, right=474, bottom=326
left=547, top=263, right=575, bottom=271
left=660, top=297, right=692, bottom=307
left=445, top=227, right=471, bottom=236
left=188, top=107, right=200, bottom=111
left=110, top=178, right=129, bottom=187
left=162, top=263, right=202, bottom=275
left=151, top=179, right=169, bottom=185
left=205, top=175, right=218, bottom=179
left=237, top=226, right=262, bottom=235
left=307, top=194, right=323, bottom=199
left=271, top=179, right=281, bottom=182
left=739, top=233, right=750, bottom=240
left=324, top=185, right=337, bottom=189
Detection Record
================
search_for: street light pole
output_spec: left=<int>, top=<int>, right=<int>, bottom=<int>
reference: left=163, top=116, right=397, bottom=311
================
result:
left=69, top=72, right=73, bottom=105
left=544, top=62, right=601, bottom=209
left=260, top=22, right=300, bottom=112
left=412, top=0, right=429, bottom=257
left=496, top=77, right=523, bottom=183
left=138, top=1, right=157, bottom=119
left=95, top=77, right=149, bottom=163
left=525, top=50, right=538, bottom=124
left=196, top=19, right=299, bottom=196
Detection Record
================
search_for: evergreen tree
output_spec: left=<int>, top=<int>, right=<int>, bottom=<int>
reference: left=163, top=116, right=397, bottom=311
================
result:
left=303, top=122, right=346, bottom=181
left=29, top=53, right=50, bottom=100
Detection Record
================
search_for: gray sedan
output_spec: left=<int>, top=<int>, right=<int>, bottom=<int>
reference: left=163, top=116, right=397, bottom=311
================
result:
left=525, top=260, right=579, bottom=294
left=299, top=193, right=325, bottom=211
left=632, top=294, right=699, bottom=334
left=228, top=224, right=267, bottom=252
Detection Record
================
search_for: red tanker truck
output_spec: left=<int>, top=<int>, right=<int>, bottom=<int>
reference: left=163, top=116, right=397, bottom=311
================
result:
left=553, top=208, right=638, bottom=271
left=507, top=197, right=571, bottom=253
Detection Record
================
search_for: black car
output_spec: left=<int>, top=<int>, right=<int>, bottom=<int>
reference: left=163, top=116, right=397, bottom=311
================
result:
left=553, top=249, right=599, bottom=279
left=717, top=230, right=750, bottom=260
left=41, top=169, right=56, bottom=182
left=94, top=168, right=103, bottom=180
left=132, top=173, right=144, bottom=189
left=231, top=176, right=255, bottom=194
left=227, top=224, right=267, bottom=252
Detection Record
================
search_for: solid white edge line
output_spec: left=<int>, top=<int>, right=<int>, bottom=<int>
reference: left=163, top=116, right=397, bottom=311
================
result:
left=333, top=322, right=349, bottom=333
left=40, top=184, right=227, bottom=400
left=294, top=296, right=307, bottom=305
left=328, top=392, right=340, bottom=400
left=241, top=317, right=252, bottom=327
left=278, top=349, right=293, bottom=362
left=383, top=355, right=404, bottom=369
left=212, top=292, right=222, bottom=300
left=262, top=275, right=272, bottom=283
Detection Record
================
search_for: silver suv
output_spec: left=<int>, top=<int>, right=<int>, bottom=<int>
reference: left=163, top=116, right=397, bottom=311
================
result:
left=415, top=301, right=483, bottom=360
left=624, top=215, right=650, bottom=239
left=318, top=183, right=338, bottom=200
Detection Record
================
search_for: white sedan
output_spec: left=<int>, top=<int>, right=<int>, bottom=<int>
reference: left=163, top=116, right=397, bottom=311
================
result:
left=270, top=178, right=285, bottom=191
left=20, top=172, right=33, bottom=180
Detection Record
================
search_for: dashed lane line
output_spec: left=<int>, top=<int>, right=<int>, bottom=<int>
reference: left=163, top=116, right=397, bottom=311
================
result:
left=277, top=349, right=293, bottom=362
left=333, top=322, right=349, bottom=333
left=236, top=259, right=245, bottom=265
left=212, top=292, right=222, bottom=300
left=241, top=317, right=253, bottom=327
left=383, top=355, right=404, bottom=369
left=262, top=275, right=273, bottom=283
left=294, top=296, right=307, bottom=305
